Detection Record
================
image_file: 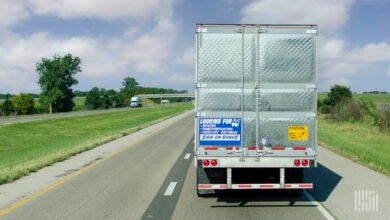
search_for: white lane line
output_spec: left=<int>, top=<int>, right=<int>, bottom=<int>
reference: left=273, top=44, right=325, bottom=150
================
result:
left=164, top=182, right=177, bottom=196
left=184, top=153, right=191, bottom=160
left=304, top=190, right=335, bottom=220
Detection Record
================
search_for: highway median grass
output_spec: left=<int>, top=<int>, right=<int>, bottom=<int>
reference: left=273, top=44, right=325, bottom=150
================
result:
left=0, top=104, right=193, bottom=184
left=318, top=115, right=390, bottom=176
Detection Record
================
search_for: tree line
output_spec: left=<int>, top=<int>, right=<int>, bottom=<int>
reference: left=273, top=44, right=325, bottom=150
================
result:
left=84, top=77, right=187, bottom=110
left=0, top=53, right=187, bottom=116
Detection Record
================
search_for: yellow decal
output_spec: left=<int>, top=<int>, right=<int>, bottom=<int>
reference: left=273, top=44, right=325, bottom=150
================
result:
left=288, top=126, right=308, bottom=141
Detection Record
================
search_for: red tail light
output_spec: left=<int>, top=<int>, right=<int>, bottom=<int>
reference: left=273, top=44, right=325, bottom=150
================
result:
left=294, top=160, right=301, bottom=166
left=211, top=160, right=218, bottom=167
left=302, top=160, right=309, bottom=167
left=203, top=160, right=210, bottom=167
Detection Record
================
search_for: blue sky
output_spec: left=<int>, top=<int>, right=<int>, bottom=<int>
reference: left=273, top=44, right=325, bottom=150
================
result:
left=0, top=0, right=389, bottom=94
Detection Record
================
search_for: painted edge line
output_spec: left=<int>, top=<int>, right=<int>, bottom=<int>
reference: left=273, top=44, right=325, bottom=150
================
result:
left=0, top=114, right=183, bottom=217
left=164, top=182, right=178, bottom=196
left=304, top=190, right=335, bottom=220
left=184, top=153, right=191, bottom=160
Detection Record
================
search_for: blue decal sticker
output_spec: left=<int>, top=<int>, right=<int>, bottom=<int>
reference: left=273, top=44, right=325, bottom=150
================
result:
left=199, top=118, right=241, bottom=146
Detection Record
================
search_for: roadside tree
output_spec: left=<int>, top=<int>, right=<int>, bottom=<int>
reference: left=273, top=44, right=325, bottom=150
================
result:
left=12, top=93, right=35, bottom=115
left=1, top=94, right=14, bottom=115
left=120, top=77, right=139, bottom=105
left=320, top=85, right=352, bottom=113
left=37, top=53, right=81, bottom=114
left=85, top=87, right=102, bottom=109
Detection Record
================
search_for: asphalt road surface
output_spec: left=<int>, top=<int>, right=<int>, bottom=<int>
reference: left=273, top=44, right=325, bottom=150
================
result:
left=1, top=111, right=389, bottom=219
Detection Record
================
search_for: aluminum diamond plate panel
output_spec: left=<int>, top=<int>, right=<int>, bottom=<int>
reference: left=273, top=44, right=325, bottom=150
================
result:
left=258, top=117, right=315, bottom=149
left=259, top=89, right=315, bottom=112
left=198, top=33, right=242, bottom=82
left=259, top=34, right=315, bottom=83
left=196, top=24, right=317, bottom=155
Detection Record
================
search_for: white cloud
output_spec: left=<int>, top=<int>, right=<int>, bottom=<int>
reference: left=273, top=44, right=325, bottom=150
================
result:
left=124, top=26, right=141, bottom=39
left=26, top=0, right=173, bottom=20
left=121, top=17, right=179, bottom=74
left=0, top=0, right=180, bottom=93
left=241, top=0, right=354, bottom=34
left=175, top=46, right=194, bottom=67
left=347, top=42, right=390, bottom=62
left=0, top=32, right=120, bottom=76
left=0, top=69, right=38, bottom=94
left=0, top=31, right=132, bottom=92
left=0, top=0, right=30, bottom=29
left=319, top=37, right=390, bottom=78
left=320, top=38, right=346, bottom=60
left=167, top=73, right=194, bottom=84
left=240, top=0, right=390, bottom=91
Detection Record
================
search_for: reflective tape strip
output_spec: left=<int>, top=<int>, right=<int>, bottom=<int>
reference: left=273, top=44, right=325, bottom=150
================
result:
left=198, top=184, right=228, bottom=189
left=293, top=147, right=307, bottom=150
left=259, top=184, right=277, bottom=189
left=198, top=183, right=313, bottom=190
left=204, top=147, right=218, bottom=150
left=285, top=183, right=313, bottom=189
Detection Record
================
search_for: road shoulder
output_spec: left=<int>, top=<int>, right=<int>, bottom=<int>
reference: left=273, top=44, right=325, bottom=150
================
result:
left=306, top=146, right=390, bottom=219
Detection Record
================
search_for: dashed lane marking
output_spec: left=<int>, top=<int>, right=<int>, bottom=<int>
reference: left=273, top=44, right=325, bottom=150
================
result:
left=164, top=182, right=177, bottom=196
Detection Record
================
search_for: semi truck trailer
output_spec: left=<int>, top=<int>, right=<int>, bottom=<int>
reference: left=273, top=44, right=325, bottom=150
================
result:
left=195, top=24, right=318, bottom=196
left=130, top=96, right=142, bottom=108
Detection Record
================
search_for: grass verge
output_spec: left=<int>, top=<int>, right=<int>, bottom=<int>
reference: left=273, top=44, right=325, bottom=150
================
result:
left=0, top=104, right=193, bottom=184
left=318, top=115, right=390, bottom=176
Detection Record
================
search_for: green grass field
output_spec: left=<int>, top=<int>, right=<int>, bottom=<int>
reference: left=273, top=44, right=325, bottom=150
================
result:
left=318, top=116, right=390, bottom=176
left=0, top=104, right=193, bottom=184
left=317, top=93, right=390, bottom=176
left=72, top=97, right=86, bottom=111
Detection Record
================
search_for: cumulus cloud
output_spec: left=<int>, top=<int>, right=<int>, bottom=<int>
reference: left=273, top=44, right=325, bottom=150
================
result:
left=0, top=0, right=30, bottom=29
left=26, top=0, right=173, bottom=20
left=240, top=0, right=390, bottom=91
left=0, top=0, right=183, bottom=93
left=241, top=0, right=354, bottom=33
left=121, top=17, right=179, bottom=74
left=175, top=46, right=195, bottom=67
left=346, top=42, right=390, bottom=62
left=167, top=73, right=194, bottom=84
left=320, top=37, right=390, bottom=77
left=0, top=69, right=39, bottom=94
left=0, top=31, right=130, bottom=92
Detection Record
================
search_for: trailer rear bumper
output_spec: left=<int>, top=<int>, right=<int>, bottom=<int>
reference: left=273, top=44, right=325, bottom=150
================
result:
left=196, top=156, right=317, bottom=168
left=198, top=183, right=313, bottom=190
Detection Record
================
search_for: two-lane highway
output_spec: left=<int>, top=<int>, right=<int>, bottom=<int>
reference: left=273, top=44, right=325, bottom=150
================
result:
left=0, top=112, right=329, bottom=219
left=2, top=111, right=390, bottom=219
